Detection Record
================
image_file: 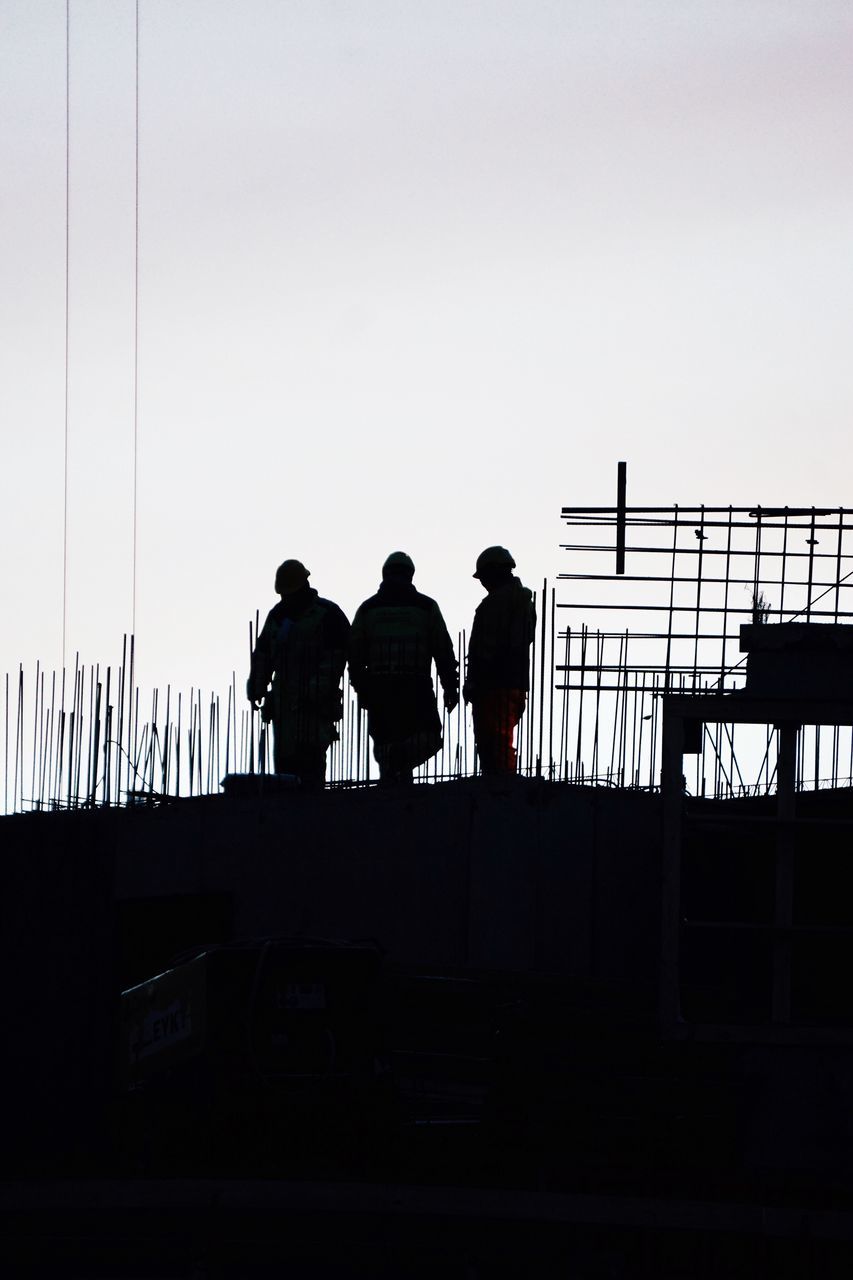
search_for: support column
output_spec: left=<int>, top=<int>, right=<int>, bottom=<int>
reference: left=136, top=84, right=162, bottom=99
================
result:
left=772, top=723, right=798, bottom=1024
left=660, top=707, right=685, bottom=1029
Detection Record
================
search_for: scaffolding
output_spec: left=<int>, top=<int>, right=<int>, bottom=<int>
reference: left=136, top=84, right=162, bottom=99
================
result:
left=560, top=475, right=853, bottom=798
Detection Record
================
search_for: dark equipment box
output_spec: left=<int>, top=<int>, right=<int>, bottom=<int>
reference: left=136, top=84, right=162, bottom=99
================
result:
left=117, top=937, right=388, bottom=1172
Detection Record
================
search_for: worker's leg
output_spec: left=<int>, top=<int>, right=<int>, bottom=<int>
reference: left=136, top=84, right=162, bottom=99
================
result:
left=473, top=689, right=526, bottom=775
left=374, top=738, right=415, bottom=786
left=294, top=745, right=327, bottom=788
left=274, top=725, right=327, bottom=787
left=272, top=724, right=292, bottom=775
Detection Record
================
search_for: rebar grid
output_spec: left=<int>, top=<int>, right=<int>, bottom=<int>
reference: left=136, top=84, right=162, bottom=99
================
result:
left=559, top=501, right=853, bottom=799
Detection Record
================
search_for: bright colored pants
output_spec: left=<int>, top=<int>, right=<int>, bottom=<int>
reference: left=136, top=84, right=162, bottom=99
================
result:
left=472, top=689, right=526, bottom=775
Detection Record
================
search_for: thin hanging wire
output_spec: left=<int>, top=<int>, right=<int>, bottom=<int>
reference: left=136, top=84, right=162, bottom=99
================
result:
left=131, top=0, right=140, bottom=641
left=62, top=0, right=70, bottom=668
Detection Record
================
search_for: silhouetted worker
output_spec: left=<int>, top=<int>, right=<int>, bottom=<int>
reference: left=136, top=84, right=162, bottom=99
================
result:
left=247, top=559, right=350, bottom=786
left=463, top=546, right=535, bottom=776
left=349, top=552, right=459, bottom=785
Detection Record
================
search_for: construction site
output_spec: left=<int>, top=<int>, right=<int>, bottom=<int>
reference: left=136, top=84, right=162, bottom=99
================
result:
left=4, top=470, right=853, bottom=1276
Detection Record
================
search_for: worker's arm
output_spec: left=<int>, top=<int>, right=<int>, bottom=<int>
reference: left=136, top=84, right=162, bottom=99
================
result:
left=246, top=609, right=277, bottom=704
left=309, top=602, right=350, bottom=722
left=429, top=602, right=459, bottom=712
left=323, top=602, right=351, bottom=684
left=347, top=605, right=367, bottom=697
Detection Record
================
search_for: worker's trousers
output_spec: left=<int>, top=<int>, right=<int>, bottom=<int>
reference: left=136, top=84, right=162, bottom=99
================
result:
left=472, top=688, right=526, bottom=775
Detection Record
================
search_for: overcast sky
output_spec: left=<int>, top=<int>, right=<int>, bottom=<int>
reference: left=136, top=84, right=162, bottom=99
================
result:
left=2, top=0, right=852, bottom=694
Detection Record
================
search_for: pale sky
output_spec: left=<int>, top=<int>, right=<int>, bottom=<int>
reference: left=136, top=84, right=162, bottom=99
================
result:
left=2, top=0, right=852, bottom=695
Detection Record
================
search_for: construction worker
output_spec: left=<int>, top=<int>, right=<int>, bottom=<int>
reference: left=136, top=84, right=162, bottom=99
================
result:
left=463, top=546, right=536, bottom=776
left=247, top=559, right=350, bottom=786
left=349, top=552, right=459, bottom=785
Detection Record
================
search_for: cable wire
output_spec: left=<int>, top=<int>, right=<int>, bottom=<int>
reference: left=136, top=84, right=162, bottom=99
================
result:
left=132, top=0, right=140, bottom=642
left=62, top=0, right=70, bottom=668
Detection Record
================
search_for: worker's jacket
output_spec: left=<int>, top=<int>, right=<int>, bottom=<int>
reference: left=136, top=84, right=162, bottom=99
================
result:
left=465, top=577, right=536, bottom=696
left=349, top=581, right=458, bottom=715
left=248, top=587, right=350, bottom=751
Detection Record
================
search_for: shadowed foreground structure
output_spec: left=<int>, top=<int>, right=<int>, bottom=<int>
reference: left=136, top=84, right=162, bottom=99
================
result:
left=5, top=775, right=853, bottom=1276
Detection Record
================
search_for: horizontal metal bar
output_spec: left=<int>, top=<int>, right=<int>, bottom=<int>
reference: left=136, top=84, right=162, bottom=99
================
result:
left=558, top=631, right=746, bottom=642
left=550, top=670, right=737, bottom=680
left=560, top=574, right=851, bottom=588
left=556, top=684, right=723, bottom=694
left=557, top=603, right=853, bottom=616
left=560, top=545, right=853, bottom=560
left=561, top=505, right=848, bottom=519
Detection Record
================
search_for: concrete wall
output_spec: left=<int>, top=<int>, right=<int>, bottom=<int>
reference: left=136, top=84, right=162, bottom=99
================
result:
left=0, top=779, right=662, bottom=1172
left=112, top=778, right=663, bottom=983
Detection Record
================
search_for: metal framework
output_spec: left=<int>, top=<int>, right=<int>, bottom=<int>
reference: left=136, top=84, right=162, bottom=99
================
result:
left=560, top=480, right=853, bottom=797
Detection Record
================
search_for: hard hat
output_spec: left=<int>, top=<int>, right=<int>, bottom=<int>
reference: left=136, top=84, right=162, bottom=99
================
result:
left=473, top=546, right=516, bottom=579
left=382, top=551, right=415, bottom=576
left=275, top=559, right=310, bottom=595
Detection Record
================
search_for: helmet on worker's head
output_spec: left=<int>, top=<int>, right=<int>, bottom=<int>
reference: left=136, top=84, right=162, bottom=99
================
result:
left=473, top=546, right=516, bottom=579
left=382, top=551, right=415, bottom=581
left=275, top=559, right=310, bottom=595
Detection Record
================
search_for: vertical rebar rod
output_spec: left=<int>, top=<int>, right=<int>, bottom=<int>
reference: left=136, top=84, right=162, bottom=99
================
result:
left=548, top=587, right=556, bottom=777
left=635, top=673, right=645, bottom=788
left=74, top=663, right=84, bottom=805
left=128, top=638, right=136, bottom=800
left=615, top=460, right=626, bottom=575
left=175, top=692, right=182, bottom=798
left=664, top=507, right=679, bottom=692
left=149, top=687, right=158, bottom=797
left=835, top=507, right=844, bottom=622
left=619, top=636, right=631, bottom=786
left=225, top=680, right=233, bottom=777
left=752, top=506, right=763, bottom=628
left=814, top=724, right=821, bottom=792
left=4, top=672, right=8, bottom=814
left=536, top=580, right=546, bottom=775
left=718, top=507, right=734, bottom=686
left=215, top=694, right=221, bottom=790
left=85, top=665, right=95, bottom=803
left=45, top=671, right=57, bottom=809
left=806, top=508, right=817, bottom=620
left=646, top=671, right=656, bottom=790
left=116, top=639, right=126, bottom=803
left=57, top=678, right=67, bottom=809
left=91, top=675, right=102, bottom=805
left=779, top=509, right=789, bottom=620
left=132, top=685, right=140, bottom=797
left=162, top=684, right=171, bottom=796
left=575, top=625, right=587, bottom=777
left=591, top=630, right=603, bottom=780
left=692, top=507, right=706, bottom=686
left=196, top=690, right=203, bottom=794
left=559, top=627, right=570, bottom=779
left=608, top=632, right=624, bottom=781
left=461, top=631, right=468, bottom=777
left=103, top=667, right=112, bottom=806
left=30, top=661, right=41, bottom=807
